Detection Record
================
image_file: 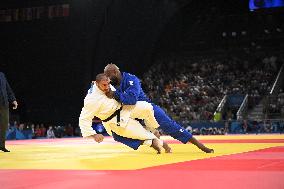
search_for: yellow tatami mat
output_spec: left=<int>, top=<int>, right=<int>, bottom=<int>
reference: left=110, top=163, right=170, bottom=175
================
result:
left=0, top=135, right=284, bottom=170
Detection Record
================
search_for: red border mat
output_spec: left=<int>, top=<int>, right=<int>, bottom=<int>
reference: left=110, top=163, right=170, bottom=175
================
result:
left=170, top=139, right=284, bottom=143
left=1, top=146, right=284, bottom=189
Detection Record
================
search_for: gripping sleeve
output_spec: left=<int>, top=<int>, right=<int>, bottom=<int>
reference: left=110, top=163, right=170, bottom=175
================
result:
left=115, top=76, right=141, bottom=105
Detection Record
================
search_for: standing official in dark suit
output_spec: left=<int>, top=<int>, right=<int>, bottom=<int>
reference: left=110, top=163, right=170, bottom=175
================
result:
left=0, top=72, right=18, bottom=152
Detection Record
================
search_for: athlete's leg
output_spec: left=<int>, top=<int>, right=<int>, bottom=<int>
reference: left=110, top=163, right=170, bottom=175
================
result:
left=153, top=104, right=213, bottom=153
left=112, top=132, right=169, bottom=153
left=188, top=137, right=214, bottom=153
left=128, top=101, right=160, bottom=131
left=112, top=132, right=144, bottom=150
left=153, top=104, right=192, bottom=143
left=108, top=118, right=169, bottom=153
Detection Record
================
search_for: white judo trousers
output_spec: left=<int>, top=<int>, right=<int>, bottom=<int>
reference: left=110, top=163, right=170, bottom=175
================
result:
left=103, top=101, right=159, bottom=140
left=79, top=83, right=160, bottom=141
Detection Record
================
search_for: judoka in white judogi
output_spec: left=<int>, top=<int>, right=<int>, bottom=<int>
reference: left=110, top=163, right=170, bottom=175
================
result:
left=79, top=74, right=165, bottom=151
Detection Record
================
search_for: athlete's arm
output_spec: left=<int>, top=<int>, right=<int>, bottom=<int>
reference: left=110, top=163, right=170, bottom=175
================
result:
left=114, top=76, right=141, bottom=105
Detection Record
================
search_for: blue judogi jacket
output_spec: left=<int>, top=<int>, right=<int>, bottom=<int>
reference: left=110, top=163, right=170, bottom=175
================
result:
left=113, top=72, right=193, bottom=144
left=114, top=72, right=150, bottom=105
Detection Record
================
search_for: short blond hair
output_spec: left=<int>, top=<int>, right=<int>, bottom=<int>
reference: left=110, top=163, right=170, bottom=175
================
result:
left=104, top=63, right=119, bottom=73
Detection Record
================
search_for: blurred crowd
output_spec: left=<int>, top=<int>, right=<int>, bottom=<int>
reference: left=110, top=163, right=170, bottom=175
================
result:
left=229, top=119, right=284, bottom=134
left=142, top=52, right=282, bottom=124
left=265, top=91, right=284, bottom=117
left=7, top=121, right=81, bottom=139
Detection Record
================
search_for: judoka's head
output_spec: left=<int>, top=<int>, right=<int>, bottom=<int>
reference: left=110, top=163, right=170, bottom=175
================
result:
left=96, top=73, right=110, bottom=93
left=104, top=63, right=121, bottom=86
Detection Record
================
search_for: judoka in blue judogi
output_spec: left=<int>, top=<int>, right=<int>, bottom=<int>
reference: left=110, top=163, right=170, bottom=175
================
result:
left=104, top=64, right=214, bottom=153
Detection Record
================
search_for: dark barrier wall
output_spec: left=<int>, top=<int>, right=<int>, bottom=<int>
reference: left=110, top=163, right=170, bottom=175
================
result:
left=0, top=0, right=91, bottom=124
left=0, top=0, right=248, bottom=124
left=92, top=0, right=180, bottom=76
left=0, top=0, right=182, bottom=124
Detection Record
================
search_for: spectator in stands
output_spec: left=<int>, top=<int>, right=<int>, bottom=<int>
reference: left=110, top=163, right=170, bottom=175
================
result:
left=65, top=123, right=74, bottom=136
left=54, top=126, right=64, bottom=138
left=279, top=121, right=284, bottom=134
left=8, top=121, right=17, bottom=132
left=18, top=123, right=24, bottom=131
left=35, top=124, right=42, bottom=138
left=185, top=125, right=193, bottom=133
left=263, top=120, right=272, bottom=133
left=40, top=123, right=46, bottom=137
left=31, top=124, right=36, bottom=139
left=74, top=126, right=81, bottom=136
left=242, top=120, right=248, bottom=134
left=47, top=126, right=56, bottom=139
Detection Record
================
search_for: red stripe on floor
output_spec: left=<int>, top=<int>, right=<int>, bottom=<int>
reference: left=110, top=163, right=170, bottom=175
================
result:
left=1, top=169, right=283, bottom=189
left=1, top=146, right=284, bottom=189
left=168, top=139, right=284, bottom=143
left=147, top=146, right=284, bottom=171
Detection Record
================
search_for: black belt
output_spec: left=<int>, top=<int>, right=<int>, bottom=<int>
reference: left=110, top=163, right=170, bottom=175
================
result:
left=102, top=106, right=122, bottom=126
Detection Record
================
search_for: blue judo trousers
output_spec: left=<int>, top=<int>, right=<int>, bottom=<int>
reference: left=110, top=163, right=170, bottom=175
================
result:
left=111, top=72, right=192, bottom=149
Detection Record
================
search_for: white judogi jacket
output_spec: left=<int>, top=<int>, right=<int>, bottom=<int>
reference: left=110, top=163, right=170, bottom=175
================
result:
left=79, top=83, right=159, bottom=140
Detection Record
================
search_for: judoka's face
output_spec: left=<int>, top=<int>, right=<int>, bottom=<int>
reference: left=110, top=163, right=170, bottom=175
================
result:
left=97, top=78, right=110, bottom=93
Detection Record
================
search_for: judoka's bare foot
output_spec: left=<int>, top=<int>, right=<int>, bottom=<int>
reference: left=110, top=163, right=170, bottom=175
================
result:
left=188, top=137, right=214, bottom=153
left=204, top=148, right=214, bottom=153
left=151, top=139, right=162, bottom=154
left=162, top=142, right=172, bottom=153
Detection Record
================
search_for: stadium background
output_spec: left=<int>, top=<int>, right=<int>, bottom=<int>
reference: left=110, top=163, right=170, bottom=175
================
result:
left=1, top=1, right=284, bottom=189
left=0, top=0, right=283, bottom=134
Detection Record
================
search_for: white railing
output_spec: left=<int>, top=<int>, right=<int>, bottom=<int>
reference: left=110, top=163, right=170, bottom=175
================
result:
left=237, top=94, right=248, bottom=120
left=214, top=95, right=227, bottom=115
left=270, top=63, right=284, bottom=95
